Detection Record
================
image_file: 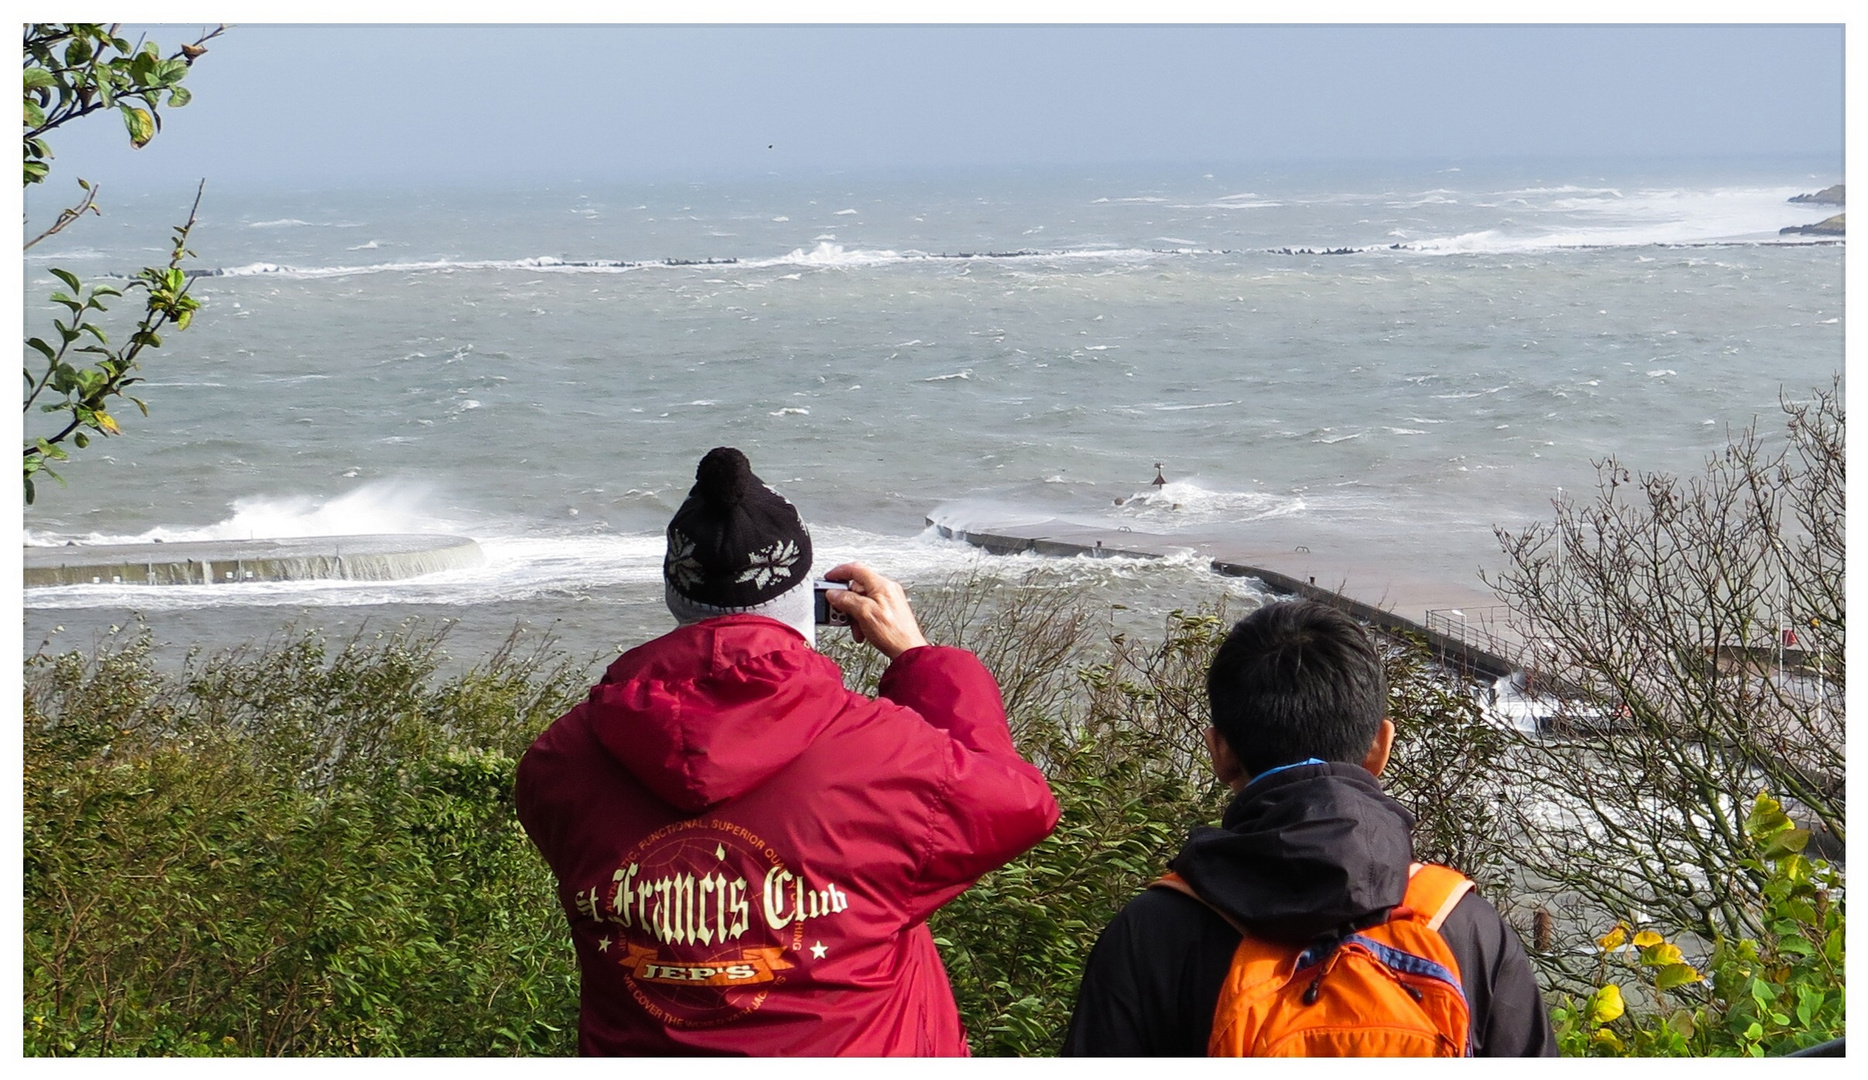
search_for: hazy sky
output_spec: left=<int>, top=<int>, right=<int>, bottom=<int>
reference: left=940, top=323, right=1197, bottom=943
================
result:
left=29, top=23, right=1850, bottom=195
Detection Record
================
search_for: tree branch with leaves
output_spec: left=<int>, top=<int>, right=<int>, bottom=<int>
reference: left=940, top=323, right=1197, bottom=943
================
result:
left=21, top=22, right=224, bottom=504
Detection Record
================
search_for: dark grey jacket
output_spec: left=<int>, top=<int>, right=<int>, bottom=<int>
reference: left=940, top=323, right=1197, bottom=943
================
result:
left=1062, top=762, right=1557, bottom=1056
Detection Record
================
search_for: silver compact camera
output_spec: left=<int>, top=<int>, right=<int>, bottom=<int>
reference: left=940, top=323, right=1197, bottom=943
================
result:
left=813, top=580, right=852, bottom=626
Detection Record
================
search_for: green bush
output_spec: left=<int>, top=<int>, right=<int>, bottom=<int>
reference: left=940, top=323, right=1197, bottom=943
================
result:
left=22, top=622, right=586, bottom=1056
left=1551, top=792, right=1845, bottom=1057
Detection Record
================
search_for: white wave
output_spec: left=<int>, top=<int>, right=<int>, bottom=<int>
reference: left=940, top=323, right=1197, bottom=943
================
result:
left=25, top=482, right=465, bottom=547
left=834, top=208, right=859, bottom=215
left=247, top=218, right=316, bottom=228
left=924, top=369, right=972, bottom=382
left=754, top=242, right=903, bottom=269
left=1404, top=184, right=1829, bottom=255
left=347, top=240, right=379, bottom=250
left=1647, top=369, right=1678, bottom=377
left=213, top=255, right=643, bottom=280
left=769, top=407, right=810, bottom=416
left=25, top=246, right=108, bottom=261
left=1186, top=198, right=1279, bottom=210
left=1149, top=400, right=1237, bottom=411
left=772, top=215, right=790, bottom=222
left=1112, top=481, right=1308, bottom=528
left=203, top=243, right=1201, bottom=280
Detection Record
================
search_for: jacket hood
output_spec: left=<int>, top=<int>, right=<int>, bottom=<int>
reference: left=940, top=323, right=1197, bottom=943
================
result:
left=584, top=615, right=850, bottom=813
left=1170, top=762, right=1416, bottom=943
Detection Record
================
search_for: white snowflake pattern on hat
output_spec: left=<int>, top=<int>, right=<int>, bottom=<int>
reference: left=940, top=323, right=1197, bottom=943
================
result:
left=735, top=538, right=801, bottom=588
left=665, top=529, right=705, bottom=589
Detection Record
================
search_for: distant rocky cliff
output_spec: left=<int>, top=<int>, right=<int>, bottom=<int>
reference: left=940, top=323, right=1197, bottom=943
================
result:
left=1788, top=184, right=1845, bottom=206
left=1780, top=213, right=1845, bottom=236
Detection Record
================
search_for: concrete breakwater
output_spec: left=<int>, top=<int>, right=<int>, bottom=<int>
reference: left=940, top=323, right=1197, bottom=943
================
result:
left=23, top=534, right=484, bottom=588
left=926, top=515, right=1525, bottom=680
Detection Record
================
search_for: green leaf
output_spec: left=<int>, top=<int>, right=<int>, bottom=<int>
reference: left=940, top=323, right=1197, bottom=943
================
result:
left=168, top=85, right=192, bottom=108
left=1745, top=793, right=1792, bottom=842
left=22, top=67, right=56, bottom=91
left=50, top=269, right=81, bottom=293
left=23, top=476, right=34, bottom=505
left=27, top=338, right=56, bottom=362
left=120, top=105, right=156, bottom=148
left=25, top=99, right=46, bottom=128
left=1654, top=963, right=1703, bottom=991
left=73, top=432, right=89, bottom=449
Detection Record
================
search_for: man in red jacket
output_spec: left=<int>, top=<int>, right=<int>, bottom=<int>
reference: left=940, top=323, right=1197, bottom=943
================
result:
left=516, top=446, right=1060, bottom=1056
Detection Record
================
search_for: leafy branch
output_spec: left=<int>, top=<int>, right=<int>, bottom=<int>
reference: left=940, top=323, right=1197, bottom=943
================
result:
left=23, top=23, right=225, bottom=186
left=22, top=23, right=222, bottom=505
left=23, top=182, right=205, bottom=505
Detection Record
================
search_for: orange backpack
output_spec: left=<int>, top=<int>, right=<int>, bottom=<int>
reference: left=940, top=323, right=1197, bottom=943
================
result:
left=1152, top=862, right=1475, bottom=1057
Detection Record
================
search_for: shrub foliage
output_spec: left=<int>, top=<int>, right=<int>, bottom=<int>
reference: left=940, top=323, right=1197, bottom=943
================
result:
left=22, top=623, right=586, bottom=1056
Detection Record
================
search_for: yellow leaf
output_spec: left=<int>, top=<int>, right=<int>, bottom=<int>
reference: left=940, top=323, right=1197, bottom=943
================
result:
left=1591, top=1028, right=1624, bottom=1054
left=121, top=106, right=156, bottom=148
left=1588, top=983, right=1626, bottom=1024
left=1632, top=930, right=1664, bottom=948
left=1642, top=941, right=1685, bottom=966
left=1654, top=963, right=1704, bottom=992
left=96, top=411, right=120, bottom=435
left=1598, top=925, right=1629, bottom=951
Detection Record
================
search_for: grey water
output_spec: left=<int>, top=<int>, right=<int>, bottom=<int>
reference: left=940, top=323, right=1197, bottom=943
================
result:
left=21, top=158, right=1844, bottom=667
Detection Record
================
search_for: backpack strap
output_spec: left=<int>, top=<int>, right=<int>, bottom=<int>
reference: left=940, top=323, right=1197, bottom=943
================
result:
left=1403, top=862, right=1475, bottom=931
left=1149, top=872, right=1250, bottom=936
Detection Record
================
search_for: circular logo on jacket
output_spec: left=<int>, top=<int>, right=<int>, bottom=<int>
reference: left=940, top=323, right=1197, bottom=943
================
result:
left=573, top=818, right=852, bottom=1028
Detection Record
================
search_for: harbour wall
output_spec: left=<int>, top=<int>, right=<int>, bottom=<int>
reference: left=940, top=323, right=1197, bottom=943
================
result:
left=23, top=534, right=485, bottom=588
left=927, top=517, right=1523, bottom=681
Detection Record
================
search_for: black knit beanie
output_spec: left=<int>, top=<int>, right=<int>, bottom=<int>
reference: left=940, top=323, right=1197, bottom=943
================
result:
left=663, top=447, right=813, bottom=609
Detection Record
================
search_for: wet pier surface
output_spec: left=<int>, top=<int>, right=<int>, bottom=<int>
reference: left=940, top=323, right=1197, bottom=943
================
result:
left=928, top=516, right=1526, bottom=679
left=23, top=534, right=485, bottom=587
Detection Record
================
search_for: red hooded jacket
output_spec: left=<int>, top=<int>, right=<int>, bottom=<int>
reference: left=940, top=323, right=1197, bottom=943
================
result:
left=514, top=614, right=1060, bottom=1056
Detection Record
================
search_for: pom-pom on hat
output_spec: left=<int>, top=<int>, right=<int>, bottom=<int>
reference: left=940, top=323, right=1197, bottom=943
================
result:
left=664, top=447, right=813, bottom=612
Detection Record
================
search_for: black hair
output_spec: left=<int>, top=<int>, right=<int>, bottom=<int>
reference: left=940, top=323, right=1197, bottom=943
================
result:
left=1205, top=600, right=1387, bottom=778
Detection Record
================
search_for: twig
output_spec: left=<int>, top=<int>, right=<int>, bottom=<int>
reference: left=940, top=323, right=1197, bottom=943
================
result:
left=24, top=181, right=101, bottom=251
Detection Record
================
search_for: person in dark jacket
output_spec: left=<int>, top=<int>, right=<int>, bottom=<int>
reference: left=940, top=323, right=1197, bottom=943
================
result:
left=1064, top=599, right=1555, bottom=1056
left=516, top=447, right=1059, bottom=1055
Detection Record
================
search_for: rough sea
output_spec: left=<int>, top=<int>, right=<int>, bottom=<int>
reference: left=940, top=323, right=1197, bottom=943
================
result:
left=21, top=158, right=1845, bottom=667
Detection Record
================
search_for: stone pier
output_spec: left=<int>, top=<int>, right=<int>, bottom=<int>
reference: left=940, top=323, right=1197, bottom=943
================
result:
left=927, top=515, right=1524, bottom=679
left=23, top=534, right=485, bottom=588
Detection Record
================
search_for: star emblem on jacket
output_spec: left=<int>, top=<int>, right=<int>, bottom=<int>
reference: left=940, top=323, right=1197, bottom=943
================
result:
left=810, top=941, right=828, bottom=960
left=736, top=539, right=800, bottom=588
